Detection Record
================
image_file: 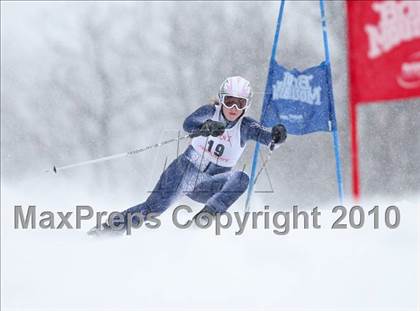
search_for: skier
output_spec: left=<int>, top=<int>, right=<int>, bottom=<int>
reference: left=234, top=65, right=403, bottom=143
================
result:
left=91, top=76, right=286, bottom=235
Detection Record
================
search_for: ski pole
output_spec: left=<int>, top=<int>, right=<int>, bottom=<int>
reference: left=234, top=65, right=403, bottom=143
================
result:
left=47, top=132, right=197, bottom=174
left=253, top=141, right=275, bottom=186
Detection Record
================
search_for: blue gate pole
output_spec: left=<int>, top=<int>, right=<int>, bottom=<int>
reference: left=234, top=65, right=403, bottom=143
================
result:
left=320, top=0, right=344, bottom=203
left=245, top=0, right=285, bottom=212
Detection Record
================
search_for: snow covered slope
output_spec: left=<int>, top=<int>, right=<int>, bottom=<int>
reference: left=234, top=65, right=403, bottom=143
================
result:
left=1, top=178, right=418, bottom=310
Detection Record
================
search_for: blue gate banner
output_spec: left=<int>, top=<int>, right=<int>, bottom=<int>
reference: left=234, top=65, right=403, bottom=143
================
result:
left=261, top=60, right=334, bottom=135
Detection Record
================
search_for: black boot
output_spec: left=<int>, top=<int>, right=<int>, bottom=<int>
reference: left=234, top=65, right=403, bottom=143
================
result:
left=87, top=213, right=127, bottom=237
left=87, top=221, right=126, bottom=237
left=192, top=205, right=217, bottom=226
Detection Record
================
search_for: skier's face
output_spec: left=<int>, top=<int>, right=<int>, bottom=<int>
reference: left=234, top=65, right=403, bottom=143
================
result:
left=221, top=96, right=246, bottom=121
left=222, top=105, right=242, bottom=121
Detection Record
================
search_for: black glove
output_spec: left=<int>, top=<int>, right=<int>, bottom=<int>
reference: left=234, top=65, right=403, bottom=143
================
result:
left=271, top=124, right=287, bottom=144
left=198, top=120, right=226, bottom=137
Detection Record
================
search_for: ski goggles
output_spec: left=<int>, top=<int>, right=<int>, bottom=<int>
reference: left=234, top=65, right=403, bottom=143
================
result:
left=220, top=95, right=250, bottom=110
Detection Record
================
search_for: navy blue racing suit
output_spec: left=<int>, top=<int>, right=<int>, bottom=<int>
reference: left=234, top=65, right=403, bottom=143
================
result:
left=124, top=104, right=273, bottom=219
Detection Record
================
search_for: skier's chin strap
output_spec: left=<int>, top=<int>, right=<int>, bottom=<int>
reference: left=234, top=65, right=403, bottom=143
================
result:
left=220, top=108, right=245, bottom=128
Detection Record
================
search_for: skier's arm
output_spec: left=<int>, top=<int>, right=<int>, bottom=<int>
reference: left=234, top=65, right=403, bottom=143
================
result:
left=183, top=104, right=216, bottom=133
left=241, top=117, right=287, bottom=148
left=240, top=117, right=272, bottom=146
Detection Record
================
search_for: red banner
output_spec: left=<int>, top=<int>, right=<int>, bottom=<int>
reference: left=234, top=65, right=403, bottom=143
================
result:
left=348, top=0, right=420, bottom=104
left=347, top=1, right=420, bottom=200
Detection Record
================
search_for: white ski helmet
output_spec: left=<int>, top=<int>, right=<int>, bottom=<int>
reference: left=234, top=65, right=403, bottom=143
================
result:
left=218, top=76, right=253, bottom=110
